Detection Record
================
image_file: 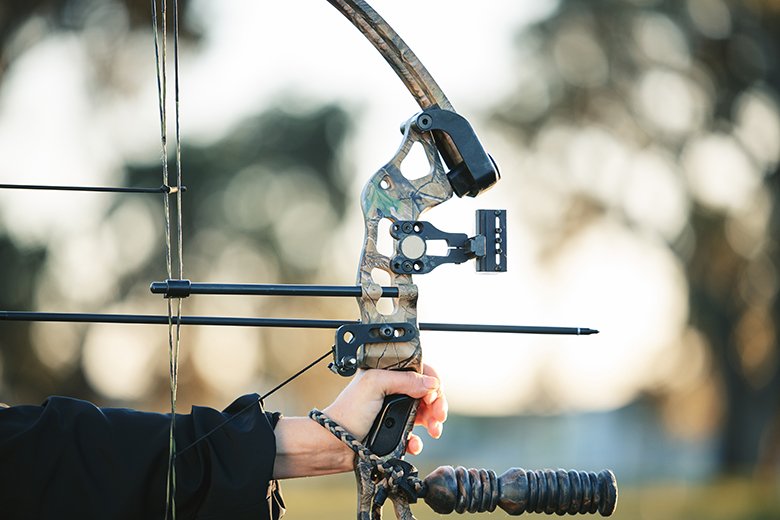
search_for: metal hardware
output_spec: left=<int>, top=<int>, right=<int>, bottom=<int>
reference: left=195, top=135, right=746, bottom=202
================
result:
left=411, top=108, right=499, bottom=198
left=476, top=209, right=507, bottom=272
left=330, top=322, right=418, bottom=377
left=389, top=209, right=507, bottom=274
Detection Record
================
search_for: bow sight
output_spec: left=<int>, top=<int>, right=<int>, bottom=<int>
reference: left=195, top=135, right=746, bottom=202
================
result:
left=389, top=210, right=507, bottom=274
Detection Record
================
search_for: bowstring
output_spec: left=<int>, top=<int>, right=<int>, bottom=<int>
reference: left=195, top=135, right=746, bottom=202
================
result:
left=151, top=1, right=184, bottom=518
left=169, top=0, right=185, bottom=515
left=176, top=348, right=334, bottom=457
left=148, top=0, right=337, bottom=510
left=149, top=0, right=346, bottom=511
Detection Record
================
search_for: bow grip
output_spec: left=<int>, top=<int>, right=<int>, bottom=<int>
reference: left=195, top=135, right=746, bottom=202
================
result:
left=364, top=393, right=417, bottom=456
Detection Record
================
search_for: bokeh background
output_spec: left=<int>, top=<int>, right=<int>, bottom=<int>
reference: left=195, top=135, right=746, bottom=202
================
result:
left=1, top=0, right=779, bottom=518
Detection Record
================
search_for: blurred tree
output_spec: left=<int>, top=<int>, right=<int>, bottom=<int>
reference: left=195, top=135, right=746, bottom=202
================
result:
left=494, top=0, right=780, bottom=473
left=0, top=0, right=353, bottom=410
left=115, top=104, right=352, bottom=409
left=0, top=0, right=197, bottom=79
left=0, top=235, right=51, bottom=401
left=122, top=104, right=352, bottom=289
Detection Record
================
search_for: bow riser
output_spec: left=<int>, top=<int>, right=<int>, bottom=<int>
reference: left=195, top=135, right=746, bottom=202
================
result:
left=352, top=114, right=456, bottom=519
left=356, top=120, right=453, bottom=373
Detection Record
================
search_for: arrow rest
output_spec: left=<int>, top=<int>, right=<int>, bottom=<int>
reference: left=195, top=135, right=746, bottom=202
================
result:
left=330, top=323, right=418, bottom=377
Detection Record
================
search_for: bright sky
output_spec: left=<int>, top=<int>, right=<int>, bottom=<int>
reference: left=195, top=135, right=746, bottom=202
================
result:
left=0, top=1, right=696, bottom=415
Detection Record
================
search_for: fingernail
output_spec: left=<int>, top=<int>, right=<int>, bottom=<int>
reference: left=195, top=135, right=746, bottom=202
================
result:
left=422, top=375, right=438, bottom=389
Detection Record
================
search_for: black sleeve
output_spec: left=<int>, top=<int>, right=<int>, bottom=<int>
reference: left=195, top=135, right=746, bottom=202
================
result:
left=0, top=393, right=285, bottom=520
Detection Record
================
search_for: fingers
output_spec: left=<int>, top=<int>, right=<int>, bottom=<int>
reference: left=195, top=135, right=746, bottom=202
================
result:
left=421, top=364, right=448, bottom=419
left=358, top=365, right=448, bottom=442
left=416, top=364, right=448, bottom=439
left=361, top=368, right=439, bottom=400
left=406, top=433, right=423, bottom=456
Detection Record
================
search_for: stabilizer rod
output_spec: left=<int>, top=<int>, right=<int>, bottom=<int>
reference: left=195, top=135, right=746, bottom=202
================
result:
left=422, top=466, right=617, bottom=516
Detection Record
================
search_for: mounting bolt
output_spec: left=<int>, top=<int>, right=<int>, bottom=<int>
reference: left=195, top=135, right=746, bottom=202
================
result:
left=336, top=357, right=358, bottom=376
left=380, top=325, right=394, bottom=339
left=417, top=114, right=433, bottom=130
left=401, top=222, right=414, bottom=234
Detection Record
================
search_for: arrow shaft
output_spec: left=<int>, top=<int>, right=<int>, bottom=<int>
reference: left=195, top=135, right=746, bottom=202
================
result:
left=0, top=311, right=596, bottom=335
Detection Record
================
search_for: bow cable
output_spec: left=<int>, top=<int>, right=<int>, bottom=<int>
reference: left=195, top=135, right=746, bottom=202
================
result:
left=175, top=348, right=335, bottom=457
left=151, top=0, right=185, bottom=518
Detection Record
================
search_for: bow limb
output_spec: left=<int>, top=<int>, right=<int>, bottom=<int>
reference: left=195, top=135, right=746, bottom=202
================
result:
left=326, top=0, right=464, bottom=172
left=326, top=0, right=452, bottom=110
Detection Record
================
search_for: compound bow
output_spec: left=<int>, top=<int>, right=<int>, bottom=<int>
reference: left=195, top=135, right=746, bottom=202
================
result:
left=1, top=1, right=617, bottom=518
left=155, top=1, right=617, bottom=517
left=303, top=3, right=617, bottom=517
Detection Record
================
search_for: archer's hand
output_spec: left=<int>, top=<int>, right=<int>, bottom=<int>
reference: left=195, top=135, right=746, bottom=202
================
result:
left=323, top=364, right=448, bottom=456
left=273, top=365, right=447, bottom=479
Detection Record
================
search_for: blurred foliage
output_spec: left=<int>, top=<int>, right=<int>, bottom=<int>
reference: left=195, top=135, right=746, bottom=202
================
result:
left=115, top=104, right=354, bottom=410
left=0, top=0, right=353, bottom=410
left=493, top=0, right=780, bottom=474
left=0, top=0, right=197, bottom=41
left=0, top=235, right=52, bottom=400
left=0, top=0, right=198, bottom=79
left=121, top=104, right=352, bottom=287
left=0, top=99, right=353, bottom=406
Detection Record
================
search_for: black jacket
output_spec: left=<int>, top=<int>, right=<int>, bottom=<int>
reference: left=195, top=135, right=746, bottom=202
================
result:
left=0, top=393, right=284, bottom=519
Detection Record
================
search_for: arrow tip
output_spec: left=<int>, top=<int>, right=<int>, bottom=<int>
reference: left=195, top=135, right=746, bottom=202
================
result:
left=580, top=328, right=599, bottom=335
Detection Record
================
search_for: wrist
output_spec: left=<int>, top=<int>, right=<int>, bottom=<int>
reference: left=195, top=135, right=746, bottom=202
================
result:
left=273, top=416, right=354, bottom=479
left=321, top=403, right=367, bottom=440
